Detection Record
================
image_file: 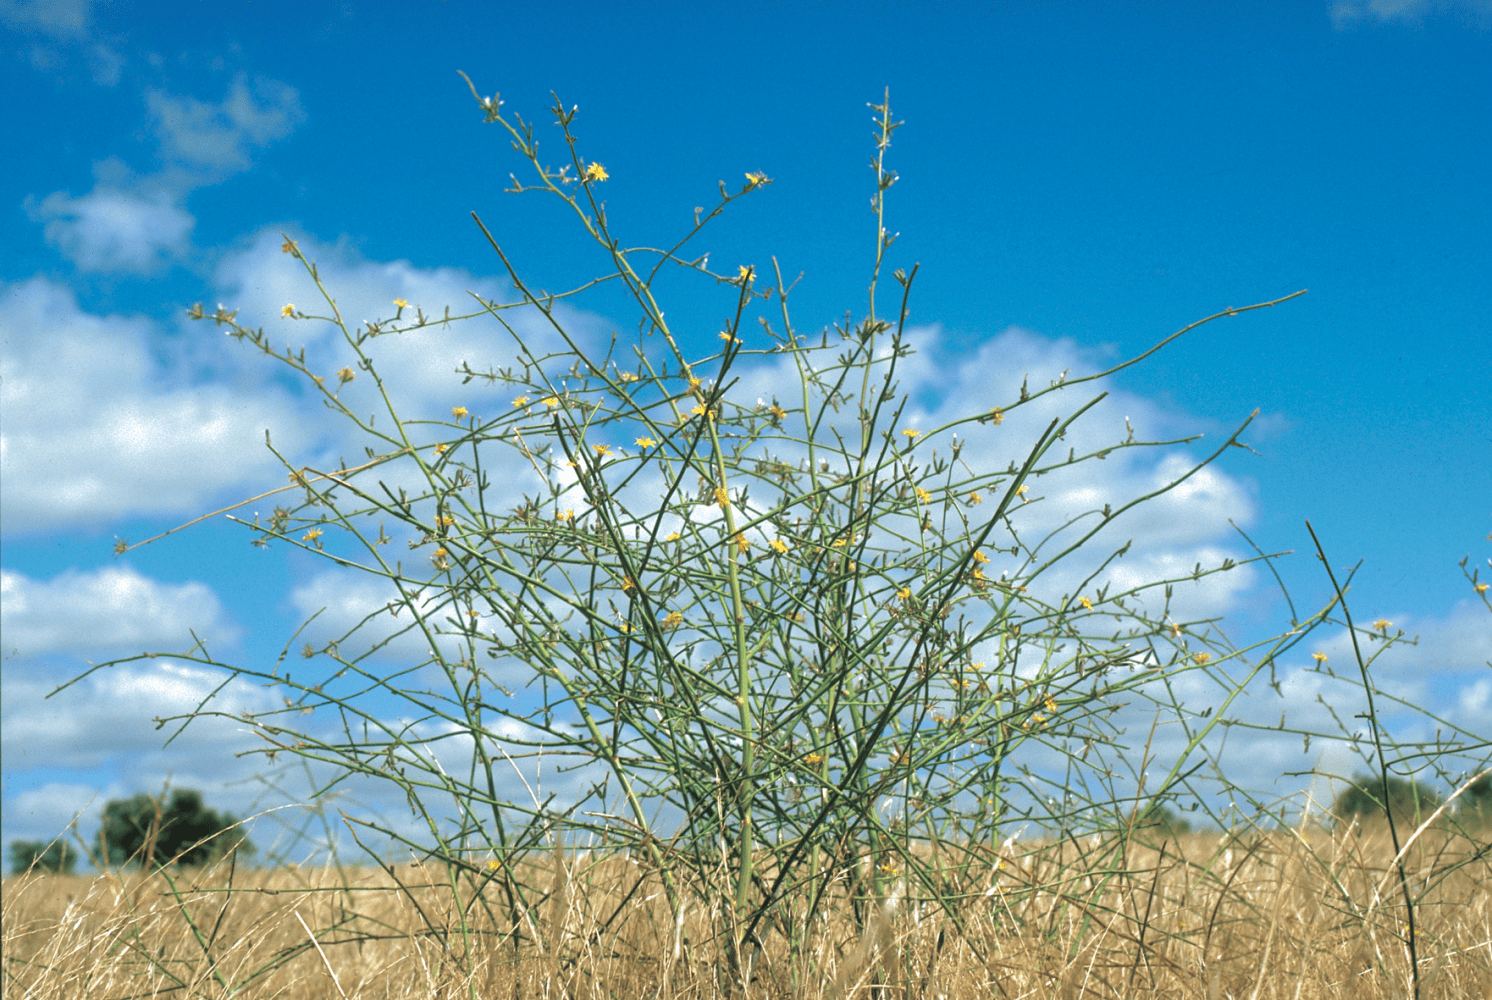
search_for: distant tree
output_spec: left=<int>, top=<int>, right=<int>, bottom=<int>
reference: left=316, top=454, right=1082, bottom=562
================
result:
left=1332, top=772, right=1442, bottom=828
left=1133, top=803, right=1193, bottom=837
left=1460, top=773, right=1490, bottom=823
left=8, top=838, right=77, bottom=875
left=99, top=790, right=252, bottom=867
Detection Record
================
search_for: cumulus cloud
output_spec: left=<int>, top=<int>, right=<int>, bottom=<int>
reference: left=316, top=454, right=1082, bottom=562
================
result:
left=26, top=74, right=304, bottom=275
left=0, top=564, right=238, bottom=659
left=0, top=277, right=314, bottom=533
left=146, top=74, right=304, bottom=178
left=29, top=186, right=194, bottom=275
left=1332, top=0, right=1492, bottom=25
left=0, top=0, right=92, bottom=39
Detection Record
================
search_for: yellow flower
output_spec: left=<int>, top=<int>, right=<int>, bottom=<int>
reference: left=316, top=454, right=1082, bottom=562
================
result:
left=621, top=576, right=636, bottom=592
left=337, top=367, right=355, bottom=384
left=770, top=538, right=789, bottom=554
left=691, top=404, right=707, bottom=417
left=769, top=403, right=786, bottom=420
left=584, top=162, right=608, bottom=182
left=618, top=371, right=636, bottom=383
left=281, top=238, right=299, bottom=254
left=1044, top=694, right=1058, bottom=714
left=1312, top=652, right=1328, bottom=664
left=988, top=408, right=1003, bottom=425
left=1077, top=596, right=1092, bottom=610
left=1016, top=485, right=1029, bottom=498
left=635, top=436, right=656, bottom=448
left=302, top=528, right=323, bottom=543
left=896, top=585, right=912, bottom=601
left=878, top=862, right=900, bottom=876
left=973, top=550, right=990, bottom=565
left=1373, top=619, right=1391, bottom=633
left=434, top=443, right=448, bottom=454
left=593, top=443, right=613, bottom=458
left=971, top=567, right=985, bottom=581
left=393, top=298, right=408, bottom=309
left=737, top=265, right=753, bottom=283
left=557, top=510, right=574, bottom=522
left=688, top=375, right=702, bottom=392
left=714, top=486, right=729, bottom=508
left=436, top=515, right=456, bottom=528
left=433, top=546, right=449, bottom=559
left=542, top=396, right=560, bottom=409
left=1476, top=582, right=1488, bottom=593
left=452, top=406, right=469, bottom=419
left=744, top=171, right=771, bottom=189
left=803, top=752, right=824, bottom=766
left=1193, top=652, right=1210, bottom=665
left=661, top=611, right=684, bottom=629
left=734, top=534, right=750, bottom=554
left=718, top=331, right=741, bottom=344
left=512, top=395, right=530, bottom=407
left=914, top=487, right=932, bottom=505
left=666, top=532, right=681, bottom=542
left=901, top=429, right=919, bottom=439
left=281, top=303, right=295, bottom=318
left=968, top=491, right=982, bottom=505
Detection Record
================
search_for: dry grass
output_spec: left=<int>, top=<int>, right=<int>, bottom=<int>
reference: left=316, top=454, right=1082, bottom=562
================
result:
left=4, top=825, right=1489, bottom=999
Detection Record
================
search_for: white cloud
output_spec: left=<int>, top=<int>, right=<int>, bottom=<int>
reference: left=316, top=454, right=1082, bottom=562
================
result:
left=0, top=276, right=313, bottom=533
left=0, top=0, right=92, bottom=39
left=0, top=563, right=237, bottom=658
left=1332, top=0, right=1492, bottom=25
left=146, top=74, right=304, bottom=177
left=29, top=186, right=193, bottom=275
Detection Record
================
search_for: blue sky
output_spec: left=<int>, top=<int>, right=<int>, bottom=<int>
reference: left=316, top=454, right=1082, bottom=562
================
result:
left=2, top=0, right=1488, bottom=861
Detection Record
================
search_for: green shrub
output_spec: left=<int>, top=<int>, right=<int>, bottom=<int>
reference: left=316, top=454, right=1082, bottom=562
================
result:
left=1332, top=772, right=1442, bottom=828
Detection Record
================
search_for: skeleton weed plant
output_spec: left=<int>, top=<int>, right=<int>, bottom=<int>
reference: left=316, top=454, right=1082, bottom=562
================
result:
left=71, top=83, right=1487, bottom=994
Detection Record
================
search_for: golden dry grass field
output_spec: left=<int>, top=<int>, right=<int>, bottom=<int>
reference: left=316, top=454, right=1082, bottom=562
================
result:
left=4, top=824, right=1488, bottom=999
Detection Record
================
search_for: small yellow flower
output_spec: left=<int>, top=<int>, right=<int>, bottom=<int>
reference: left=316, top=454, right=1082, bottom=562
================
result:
left=737, top=265, right=753, bottom=283
left=896, top=585, right=913, bottom=601
left=915, top=487, right=932, bottom=505
left=971, top=567, right=985, bottom=582
left=635, top=436, right=656, bottom=448
left=436, top=515, right=456, bottom=528
left=660, top=611, right=684, bottom=629
left=618, top=371, right=636, bottom=383
left=770, top=538, right=789, bottom=554
left=302, top=528, right=323, bottom=543
left=280, top=238, right=299, bottom=255
left=512, top=395, right=530, bottom=407
left=901, top=429, right=919, bottom=439
left=557, top=510, right=574, bottom=522
left=973, top=550, right=989, bottom=565
left=621, top=576, right=637, bottom=592
left=1016, top=485, right=1029, bottom=498
left=719, top=331, right=741, bottom=344
left=542, top=396, right=560, bottom=409
left=337, top=367, right=355, bottom=384
left=735, top=534, right=751, bottom=555
left=803, top=752, right=824, bottom=766
left=878, top=862, right=899, bottom=876
left=584, top=162, right=608, bottom=182
left=769, top=403, right=786, bottom=420
left=433, top=546, right=450, bottom=559
left=688, top=375, right=702, bottom=392
left=1476, top=582, right=1488, bottom=593
left=1373, top=619, right=1391, bottom=633
left=968, top=491, right=982, bottom=505
left=593, top=443, right=613, bottom=458
left=1312, top=652, right=1328, bottom=664
left=281, top=303, right=295, bottom=318
left=1044, top=695, right=1058, bottom=713
left=988, top=408, right=1003, bottom=425
left=1193, top=652, right=1210, bottom=665
left=452, top=406, right=469, bottom=419
left=393, top=298, right=408, bottom=309
left=691, top=404, right=707, bottom=417
left=434, top=443, right=448, bottom=454
left=714, top=486, right=729, bottom=508
left=1077, top=596, right=1092, bottom=610
left=744, top=171, right=771, bottom=189
left=666, top=532, right=681, bottom=542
